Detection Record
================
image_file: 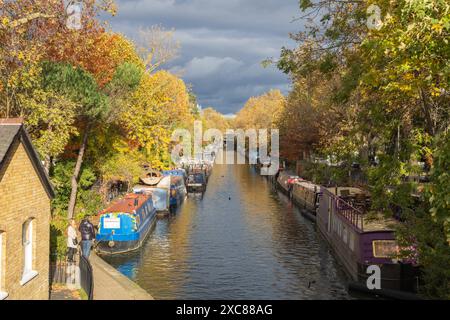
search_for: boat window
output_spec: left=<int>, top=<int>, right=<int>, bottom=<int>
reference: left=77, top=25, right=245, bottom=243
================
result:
left=373, top=240, right=398, bottom=258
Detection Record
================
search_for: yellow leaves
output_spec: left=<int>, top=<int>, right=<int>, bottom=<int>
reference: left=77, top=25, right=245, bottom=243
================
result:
left=431, top=86, right=442, bottom=97
left=235, top=90, right=286, bottom=130
left=431, top=23, right=444, bottom=34
left=2, top=17, right=9, bottom=27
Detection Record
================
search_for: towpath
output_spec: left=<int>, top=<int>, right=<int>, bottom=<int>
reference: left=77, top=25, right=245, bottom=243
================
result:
left=90, top=253, right=154, bottom=300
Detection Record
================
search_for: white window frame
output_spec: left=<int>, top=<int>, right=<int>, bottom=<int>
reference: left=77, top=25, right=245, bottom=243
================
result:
left=20, top=220, right=38, bottom=286
left=0, top=232, right=8, bottom=300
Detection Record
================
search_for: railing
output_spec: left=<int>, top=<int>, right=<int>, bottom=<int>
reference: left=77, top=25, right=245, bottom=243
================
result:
left=79, top=254, right=94, bottom=300
left=50, top=252, right=94, bottom=300
left=335, top=197, right=365, bottom=232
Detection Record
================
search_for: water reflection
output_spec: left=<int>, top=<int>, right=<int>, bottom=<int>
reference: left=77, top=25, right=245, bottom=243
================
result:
left=103, top=164, right=351, bottom=300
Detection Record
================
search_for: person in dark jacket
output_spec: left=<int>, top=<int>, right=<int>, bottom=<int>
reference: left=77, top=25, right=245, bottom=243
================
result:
left=79, top=215, right=96, bottom=258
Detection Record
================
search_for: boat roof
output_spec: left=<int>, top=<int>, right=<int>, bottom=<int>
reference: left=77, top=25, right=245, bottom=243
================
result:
left=163, top=169, right=186, bottom=176
left=362, top=213, right=399, bottom=232
left=294, top=181, right=320, bottom=191
left=101, top=194, right=151, bottom=214
left=326, top=187, right=368, bottom=197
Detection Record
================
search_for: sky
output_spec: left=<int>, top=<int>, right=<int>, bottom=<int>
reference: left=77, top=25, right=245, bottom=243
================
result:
left=106, top=0, right=301, bottom=115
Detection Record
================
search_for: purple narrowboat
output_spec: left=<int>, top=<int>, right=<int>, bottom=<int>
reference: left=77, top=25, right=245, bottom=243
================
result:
left=317, top=187, right=419, bottom=293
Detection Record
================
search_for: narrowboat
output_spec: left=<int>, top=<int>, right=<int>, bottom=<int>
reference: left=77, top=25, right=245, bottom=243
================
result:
left=276, top=171, right=301, bottom=195
left=163, top=169, right=187, bottom=182
left=133, top=185, right=170, bottom=212
left=316, top=187, right=419, bottom=293
left=187, top=172, right=207, bottom=193
left=168, top=176, right=187, bottom=207
left=96, top=194, right=157, bottom=255
left=291, top=181, right=322, bottom=222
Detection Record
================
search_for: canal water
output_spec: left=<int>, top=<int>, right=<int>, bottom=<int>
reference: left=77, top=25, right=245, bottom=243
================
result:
left=103, top=164, right=352, bottom=300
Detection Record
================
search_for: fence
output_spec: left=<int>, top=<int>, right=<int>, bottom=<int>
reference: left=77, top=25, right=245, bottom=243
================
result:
left=336, top=197, right=365, bottom=232
left=79, top=254, right=94, bottom=300
left=50, top=252, right=94, bottom=300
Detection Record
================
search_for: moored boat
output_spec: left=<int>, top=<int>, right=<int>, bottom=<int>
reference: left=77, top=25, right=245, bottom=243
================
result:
left=96, top=193, right=157, bottom=255
left=316, top=187, right=420, bottom=293
left=291, top=181, right=322, bottom=221
left=133, top=185, right=170, bottom=213
left=187, top=171, right=207, bottom=193
left=276, top=171, right=301, bottom=195
left=168, top=175, right=187, bottom=207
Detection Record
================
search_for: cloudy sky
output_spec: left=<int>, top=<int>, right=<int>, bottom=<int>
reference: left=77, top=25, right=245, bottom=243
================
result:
left=106, top=0, right=301, bottom=115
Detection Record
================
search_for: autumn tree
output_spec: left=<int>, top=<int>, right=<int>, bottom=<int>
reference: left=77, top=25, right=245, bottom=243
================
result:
left=270, top=0, right=450, bottom=297
left=137, top=25, right=181, bottom=73
left=202, top=107, right=230, bottom=133
left=235, top=90, right=286, bottom=130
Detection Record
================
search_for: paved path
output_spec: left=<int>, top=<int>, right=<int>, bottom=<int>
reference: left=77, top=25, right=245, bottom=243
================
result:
left=50, top=284, right=82, bottom=300
left=90, top=254, right=154, bottom=300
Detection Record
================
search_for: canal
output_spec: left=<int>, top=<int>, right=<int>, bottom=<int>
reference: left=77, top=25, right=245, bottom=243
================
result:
left=103, top=163, right=352, bottom=300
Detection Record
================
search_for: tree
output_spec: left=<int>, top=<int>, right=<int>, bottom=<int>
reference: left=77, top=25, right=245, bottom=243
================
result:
left=269, top=0, right=450, bottom=297
left=43, top=62, right=109, bottom=219
left=202, top=108, right=230, bottom=133
left=137, top=25, right=181, bottom=73
left=235, top=90, right=286, bottom=130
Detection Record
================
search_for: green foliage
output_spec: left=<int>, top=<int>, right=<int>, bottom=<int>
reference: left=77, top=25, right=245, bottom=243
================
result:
left=429, top=132, right=450, bottom=242
left=271, top=0, right=450, bottom=298
left=42, top=62, right=110, bottom=119
left=50, top=218, right=67, bottom=259
left=99, top=151, right=144, bottom=187
left=106, top=62, right=143, bottom=95
left=51, top=161, right=98, bottom=216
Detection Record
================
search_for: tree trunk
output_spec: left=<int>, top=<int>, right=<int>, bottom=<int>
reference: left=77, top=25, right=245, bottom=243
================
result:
left=420, top=88, right=435, bottom=136
left=67, top=123, right=91, bottom=219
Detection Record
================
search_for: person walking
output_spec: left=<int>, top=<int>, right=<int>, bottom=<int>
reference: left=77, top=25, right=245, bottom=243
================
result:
left=67, top=219, right=78, bottom=263
left=79, top=215, right=96, bottom=259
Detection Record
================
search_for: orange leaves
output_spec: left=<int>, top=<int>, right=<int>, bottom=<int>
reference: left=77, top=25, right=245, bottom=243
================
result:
left=45, top=29, right=117, bottom=87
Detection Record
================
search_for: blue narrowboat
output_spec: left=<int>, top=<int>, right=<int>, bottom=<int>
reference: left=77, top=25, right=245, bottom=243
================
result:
left=169, top=176, right=187, bottom=207
left=96, top=193, right=157, bottom=255
left=162, top=172, right=187, bottom=207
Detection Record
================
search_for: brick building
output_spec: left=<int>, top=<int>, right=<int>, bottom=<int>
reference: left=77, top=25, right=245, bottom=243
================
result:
left=0, top=119, right=55, bottom=300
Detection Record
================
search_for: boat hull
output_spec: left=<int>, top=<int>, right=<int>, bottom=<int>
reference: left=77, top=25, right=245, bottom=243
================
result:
left=316, top=188, right=420, bottom=293
left=96, top=213, right=157, bottom=255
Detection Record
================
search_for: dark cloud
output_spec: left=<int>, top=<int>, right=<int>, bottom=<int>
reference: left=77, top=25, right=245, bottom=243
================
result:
left=107, top=0, right=301, bottom=114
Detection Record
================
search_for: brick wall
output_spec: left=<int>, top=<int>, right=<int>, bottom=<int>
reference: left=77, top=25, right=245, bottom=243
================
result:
left=0, top=140, right=51, bottom=300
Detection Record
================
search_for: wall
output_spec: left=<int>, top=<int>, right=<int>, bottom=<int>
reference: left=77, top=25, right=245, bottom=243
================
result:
left=0, top=140, right=51, bottom=300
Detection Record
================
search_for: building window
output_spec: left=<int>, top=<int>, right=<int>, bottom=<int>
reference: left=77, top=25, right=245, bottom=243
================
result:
left=20, top=219, right=38, bottom=286
left=0, top=231, right=8, bottom=300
